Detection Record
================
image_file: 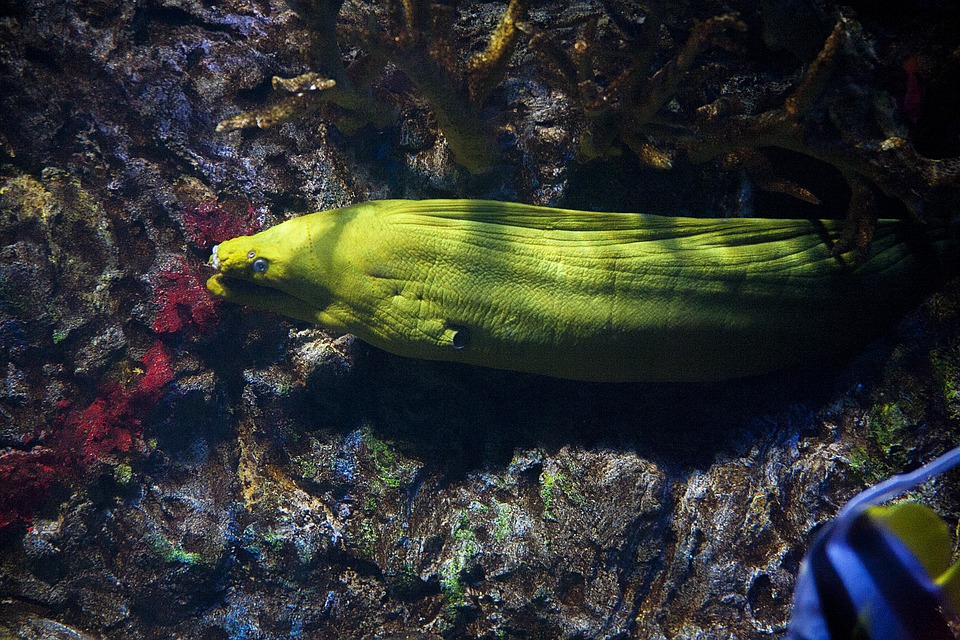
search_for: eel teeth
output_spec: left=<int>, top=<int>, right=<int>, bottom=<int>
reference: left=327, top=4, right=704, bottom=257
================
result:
left=209, top=245, right=221, bottom=271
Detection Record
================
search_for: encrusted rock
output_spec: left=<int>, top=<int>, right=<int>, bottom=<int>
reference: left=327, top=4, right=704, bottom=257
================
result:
left=1, top=0, right=958, bottom=638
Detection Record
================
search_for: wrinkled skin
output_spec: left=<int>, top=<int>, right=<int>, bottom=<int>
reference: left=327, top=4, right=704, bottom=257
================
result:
left=208, top=199, right=953, bottom=381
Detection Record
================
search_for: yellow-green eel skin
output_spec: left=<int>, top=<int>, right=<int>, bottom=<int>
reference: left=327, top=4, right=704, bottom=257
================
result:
left=206, top=199, right=956, bottom=382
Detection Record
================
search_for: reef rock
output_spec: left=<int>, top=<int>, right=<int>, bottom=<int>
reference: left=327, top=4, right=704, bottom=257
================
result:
left=1, top=0, right=959, bottom=638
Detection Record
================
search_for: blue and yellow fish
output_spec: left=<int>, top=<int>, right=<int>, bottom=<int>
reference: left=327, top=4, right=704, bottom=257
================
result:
left=788, top=445, right=960, bottom=639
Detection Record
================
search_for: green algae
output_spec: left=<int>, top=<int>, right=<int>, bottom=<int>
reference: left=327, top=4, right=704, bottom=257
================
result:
left=355, top=519, right=380, bottom=558
left=439, top=555, right=468, bottom=608
left=539, top=468, right=584, bottom=521
left=850, top=338, right=960, bottom=485
left=363, top=428, right=404, bottom=489
left=290, top=453, right=320, bottom=481
left=931, top=346, right=960, bottom=422
left=240, top=525, right=288, bottom=561
left=556, top=470, right=586, bottom=507
left=361, top=426, right=420, bottom=490
left=262, top=528, right=286, bottom=552
left=113, top=463, right=133, bottom=486
left=849, top=402, right=913, bottom=484
left=869, top=403, right=912, bottom=458
left=540, top=472, right=557, bottom=521
left=146, top=531, right=204, bottom=566
left=439, top=510, right=481, bottom=609
left=492, top=500, right=513, bottom=542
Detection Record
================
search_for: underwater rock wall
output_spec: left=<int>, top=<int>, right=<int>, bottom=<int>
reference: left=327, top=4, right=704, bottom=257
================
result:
left=1, top=0, right=959, bottom=638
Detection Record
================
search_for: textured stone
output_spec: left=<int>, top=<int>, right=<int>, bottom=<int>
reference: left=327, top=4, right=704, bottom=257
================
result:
left=1, top=0, right=959, bottom=638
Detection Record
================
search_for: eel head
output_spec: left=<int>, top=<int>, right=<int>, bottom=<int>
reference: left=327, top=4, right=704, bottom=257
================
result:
left=205, top=216, right=342, bottom=327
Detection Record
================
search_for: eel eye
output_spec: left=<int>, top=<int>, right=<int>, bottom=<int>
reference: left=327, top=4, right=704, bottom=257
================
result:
left=252, top=257, right=269, bottom=274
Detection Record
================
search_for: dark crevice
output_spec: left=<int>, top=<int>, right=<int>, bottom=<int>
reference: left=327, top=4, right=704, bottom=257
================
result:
left=22, top=45, right=63, bottom=73
left=131, top=4, right=253, bottom=45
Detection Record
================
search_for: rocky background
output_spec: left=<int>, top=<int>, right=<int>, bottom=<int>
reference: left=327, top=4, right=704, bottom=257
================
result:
left=1, top=0, right=960, bottom=638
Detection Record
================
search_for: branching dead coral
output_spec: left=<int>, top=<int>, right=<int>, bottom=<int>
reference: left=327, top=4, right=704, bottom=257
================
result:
left=219, top=0, right=529, bottom=173
left=533, top=8, right=959, bottom=252
left=528, top=8, right=746, bottom=166
left=217, top=0, right=376, bottom=133
left=686, top=17, right=960, bottom=248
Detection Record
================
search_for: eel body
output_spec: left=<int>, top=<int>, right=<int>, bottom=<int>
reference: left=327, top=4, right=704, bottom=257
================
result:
left=206, top=199, right=954, bottom=382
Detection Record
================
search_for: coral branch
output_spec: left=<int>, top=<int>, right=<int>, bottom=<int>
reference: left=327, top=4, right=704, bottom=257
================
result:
left=683, top=16, right=959, bottom=242
left=832, top=174, right=876, bottom=258
left=284, top=0, right=348, bottom=81
left=216, top=75, right=337, bottom=133
left=530, top=9, right=745, bottom=166
left=360, top=0, right=530, bottom=171
left=363, top=33, right=495, bottom=172
left=466, top=0, right=530, bottom=103
left=630, top=14, right=746, bottom=127
left=784, top=20, right=845, bottom=119
left=218, top=0, right=529, bottom=173
left=401, top=0, right=430, bottom=35
left=534, top=6, right=958, bottom=251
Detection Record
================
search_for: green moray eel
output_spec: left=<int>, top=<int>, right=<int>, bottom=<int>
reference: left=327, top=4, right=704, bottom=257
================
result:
left=206, top=199, right=956, bottom=382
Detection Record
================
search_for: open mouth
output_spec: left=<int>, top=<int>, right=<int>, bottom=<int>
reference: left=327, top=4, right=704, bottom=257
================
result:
left=206, top=244, right=276, bottom=303
left=206, top=264, right=326, bottom=324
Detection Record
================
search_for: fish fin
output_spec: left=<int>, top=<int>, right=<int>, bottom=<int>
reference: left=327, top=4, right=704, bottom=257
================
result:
left=935, top=559, right=960, bottom=614
left=851, top=612, right=872, bottom=640
left=868, top=502, right=953, bottom=578
left=385, top=198, right=843, bottom=236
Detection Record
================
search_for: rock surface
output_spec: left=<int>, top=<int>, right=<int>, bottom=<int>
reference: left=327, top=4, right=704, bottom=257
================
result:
left=1, top=0, right=959, bottom=638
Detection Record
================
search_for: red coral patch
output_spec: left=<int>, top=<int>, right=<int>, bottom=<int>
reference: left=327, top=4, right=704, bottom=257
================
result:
left=62, top=386, right=135, bottom=468
left=137, top=341, right=173, bottom=400
left=0, top=342, right=174, bottom=530
left=180, top=197, right=260, bottom=250
left=0, top=449, right=62, bottom=529
left=60, top=341, right=174, bottom=470
left=151, top=262, right=220, bottom=335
